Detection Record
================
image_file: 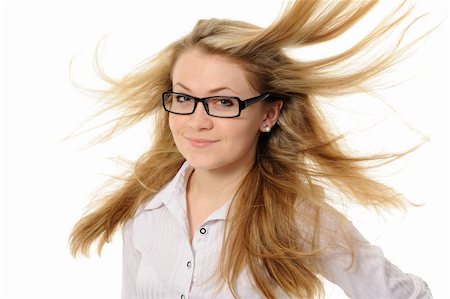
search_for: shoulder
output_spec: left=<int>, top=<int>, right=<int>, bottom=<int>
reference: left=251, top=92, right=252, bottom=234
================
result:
left=295, top=186, right=355, bottom=251
left=299, top=188, right=433, bottom=298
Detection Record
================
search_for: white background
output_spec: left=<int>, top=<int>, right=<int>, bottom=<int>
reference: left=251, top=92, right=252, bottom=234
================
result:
left=0, top=1, right=449, bottom=298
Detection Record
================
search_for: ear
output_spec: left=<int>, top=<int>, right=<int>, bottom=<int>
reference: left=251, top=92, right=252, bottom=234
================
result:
left=260, top=101, right=283, bottom=133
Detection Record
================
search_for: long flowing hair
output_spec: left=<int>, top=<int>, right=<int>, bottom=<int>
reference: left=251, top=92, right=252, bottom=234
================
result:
left=70, top=1, right=429, bottom=298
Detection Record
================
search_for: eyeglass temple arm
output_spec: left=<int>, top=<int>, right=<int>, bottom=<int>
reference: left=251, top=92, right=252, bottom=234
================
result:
left=241, top=94, right=270, bottom=109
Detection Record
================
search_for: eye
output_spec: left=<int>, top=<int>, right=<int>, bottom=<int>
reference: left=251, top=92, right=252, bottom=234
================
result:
left=174, top=94, right=192, bottom=103
left=216, top=98, right=235, bottom=107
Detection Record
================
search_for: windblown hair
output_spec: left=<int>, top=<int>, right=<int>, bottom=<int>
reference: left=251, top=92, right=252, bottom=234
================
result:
left=70, top=1, right=427, bottom=298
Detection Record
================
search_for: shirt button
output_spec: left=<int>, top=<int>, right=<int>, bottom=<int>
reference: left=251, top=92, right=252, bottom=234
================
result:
left=181, top=295, right=185, bottom=299
left=187, top=261, right=192, bottom=268
left=199, top=227, right=207, bottom=235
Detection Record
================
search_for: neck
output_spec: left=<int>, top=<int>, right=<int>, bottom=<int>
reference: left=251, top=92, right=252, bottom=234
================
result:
left=187, top=161, right=254, bottom=205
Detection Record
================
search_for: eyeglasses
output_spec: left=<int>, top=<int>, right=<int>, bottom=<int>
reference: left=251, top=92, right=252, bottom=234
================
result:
left=162, top=91, right=270, bottom=118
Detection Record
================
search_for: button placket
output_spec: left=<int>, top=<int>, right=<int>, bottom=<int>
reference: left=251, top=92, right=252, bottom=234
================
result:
left=182, top=244, right=194, bottom=296
left=184, top=256, right=194, bottom=292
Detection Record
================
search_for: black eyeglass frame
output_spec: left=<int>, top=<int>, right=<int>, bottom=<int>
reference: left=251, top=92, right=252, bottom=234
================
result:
left=161, top=91, right=271, bottom=118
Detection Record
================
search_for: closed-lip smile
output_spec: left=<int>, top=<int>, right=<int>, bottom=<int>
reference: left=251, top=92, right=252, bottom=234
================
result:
left=185, top=136, right=219, bottom=147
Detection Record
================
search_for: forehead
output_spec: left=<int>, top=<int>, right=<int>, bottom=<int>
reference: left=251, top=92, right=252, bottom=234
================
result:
left=171, top=48, right=256, bottom=96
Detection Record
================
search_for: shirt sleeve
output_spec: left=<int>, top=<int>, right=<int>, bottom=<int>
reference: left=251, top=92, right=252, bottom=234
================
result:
left=121, top=219, right=141, bottom=299
left=317, top=214, right=433, bottom=299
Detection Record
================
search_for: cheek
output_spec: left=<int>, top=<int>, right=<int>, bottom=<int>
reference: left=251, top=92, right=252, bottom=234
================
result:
left=222, top=121, right=260, bottom=146
left=168, top=115, right=180, bottom=135
left=168, top=116, right=184, bottom=147
left=233, top=112, right=264, bottom=136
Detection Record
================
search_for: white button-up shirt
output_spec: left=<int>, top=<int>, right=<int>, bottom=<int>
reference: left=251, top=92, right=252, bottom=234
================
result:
left=121, top=162, right=432, bottom=299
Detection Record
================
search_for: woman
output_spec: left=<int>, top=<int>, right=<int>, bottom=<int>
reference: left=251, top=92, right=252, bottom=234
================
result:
left=70, top=1, right=433, bottom=298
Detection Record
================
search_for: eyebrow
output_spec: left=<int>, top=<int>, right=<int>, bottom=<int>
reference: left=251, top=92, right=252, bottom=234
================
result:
left=173, top=82, right=238, bottom=95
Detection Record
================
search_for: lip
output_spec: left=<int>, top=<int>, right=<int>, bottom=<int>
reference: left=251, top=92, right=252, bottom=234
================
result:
left=185, top=137, right=219, bottom=148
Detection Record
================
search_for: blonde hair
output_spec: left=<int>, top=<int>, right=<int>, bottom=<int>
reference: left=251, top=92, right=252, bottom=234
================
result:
left=70, top=1, right=429, bottom=298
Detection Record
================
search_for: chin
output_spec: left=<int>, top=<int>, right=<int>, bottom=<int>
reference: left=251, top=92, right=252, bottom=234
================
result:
left=183, top=154, right=232, bottom=172
left=185, top=158, right=222, bottom=170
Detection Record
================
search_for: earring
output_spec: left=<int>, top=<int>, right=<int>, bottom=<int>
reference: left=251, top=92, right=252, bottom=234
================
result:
left=264, top=124, right=271, bottom=132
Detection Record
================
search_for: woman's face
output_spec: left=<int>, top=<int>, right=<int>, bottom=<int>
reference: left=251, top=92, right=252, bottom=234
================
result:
left=169, top=48, right=273, bottom=173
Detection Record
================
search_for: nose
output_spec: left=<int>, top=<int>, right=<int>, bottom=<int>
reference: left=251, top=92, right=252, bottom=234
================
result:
left=187, top=101, right=213, bottom=130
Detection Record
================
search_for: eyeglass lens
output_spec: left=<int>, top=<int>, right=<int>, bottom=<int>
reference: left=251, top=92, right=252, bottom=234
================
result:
left=164, top=93, right=240, bottom=117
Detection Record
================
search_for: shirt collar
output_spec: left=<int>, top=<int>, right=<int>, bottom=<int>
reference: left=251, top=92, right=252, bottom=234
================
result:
left=206, top=198, right=232, bottom=221
left=143, top=160, right=193, bottom=211
left=142, top=160, right=232, bottom=222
